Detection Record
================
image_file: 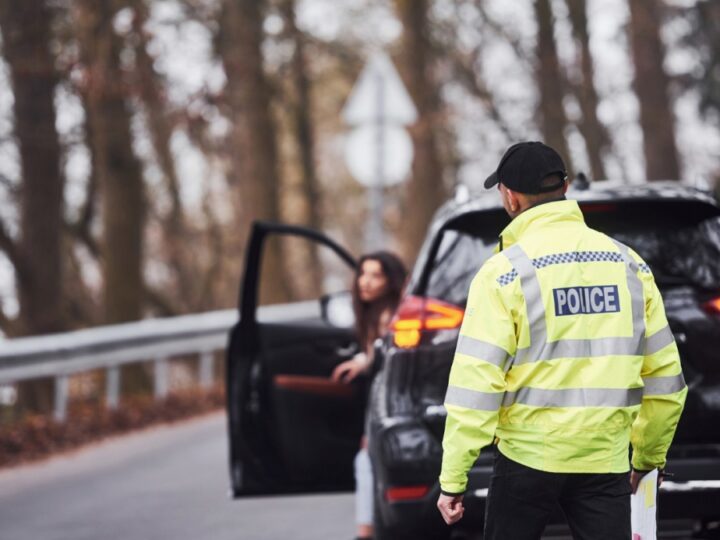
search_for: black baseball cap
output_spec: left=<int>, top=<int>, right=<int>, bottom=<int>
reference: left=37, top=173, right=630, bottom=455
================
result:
left=484, top=141, right=567, bottom=194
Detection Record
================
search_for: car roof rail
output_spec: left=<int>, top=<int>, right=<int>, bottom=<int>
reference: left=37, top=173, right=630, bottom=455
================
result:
left=573, top=171, right=591, bottom=190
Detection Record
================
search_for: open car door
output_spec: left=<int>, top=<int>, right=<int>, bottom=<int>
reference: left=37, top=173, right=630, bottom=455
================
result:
left=227, top=221, right=364, bottom=497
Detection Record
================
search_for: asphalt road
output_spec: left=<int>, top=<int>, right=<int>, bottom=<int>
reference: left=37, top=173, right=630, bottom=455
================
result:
left=0, top=412, right=355, bottom=540
left=0, top=412, right=700, bottom=540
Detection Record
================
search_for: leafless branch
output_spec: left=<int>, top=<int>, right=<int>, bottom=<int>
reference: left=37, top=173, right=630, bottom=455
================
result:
left=0, top=303, right=16, bottom=336
left=473, top=0, right=530, bottom=62
left=0, top=216, right=19, bottom=269
left=144, top=284, right=178, bottom=317
left=448, top=50, right=517, bottom=141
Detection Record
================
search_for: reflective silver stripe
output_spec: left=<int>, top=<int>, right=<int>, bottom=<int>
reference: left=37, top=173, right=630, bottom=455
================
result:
left=444, top=385, right=504, bottom=411
left=612, top=240, right=646, bottom=355
left=455, top=335, right=509, bottom=368
left=504, top=245, right=546, bottom=365
left=502, top=387, right=644, bottom=408
left=645, top=325, right=675, bottom=356
left=517, top=336, right=643, bottom=362
left=643, top=373, right=686, bottom=395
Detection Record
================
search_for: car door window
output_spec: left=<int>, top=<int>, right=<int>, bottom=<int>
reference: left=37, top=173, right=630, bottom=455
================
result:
left=257, top=235, right=355, bottom=307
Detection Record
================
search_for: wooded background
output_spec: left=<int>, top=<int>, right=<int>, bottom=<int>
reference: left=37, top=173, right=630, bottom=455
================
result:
left=0, top=0, right=718, bottom=408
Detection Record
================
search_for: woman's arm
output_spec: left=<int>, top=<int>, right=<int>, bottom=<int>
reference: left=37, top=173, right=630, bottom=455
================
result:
left=330, top=353, right=369, bottom=383
left=331, top=307, right=393, bottom=384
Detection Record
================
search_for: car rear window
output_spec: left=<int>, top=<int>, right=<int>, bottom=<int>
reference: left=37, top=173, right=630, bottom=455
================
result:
left=424, top=201, right=720, bottom=306
left=426, top=229, right=497, bottom=307
left=612, top=217, right=720, bottom=289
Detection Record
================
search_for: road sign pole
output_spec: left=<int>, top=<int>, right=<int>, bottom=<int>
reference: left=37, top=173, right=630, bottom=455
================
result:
left=366, top=71, right=386, bottom=251
left=343, top=52, right=417, bottom=248
left=366, top=188, right=383, bottom=251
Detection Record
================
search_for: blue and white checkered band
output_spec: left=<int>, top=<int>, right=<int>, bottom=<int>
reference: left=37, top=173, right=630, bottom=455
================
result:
left=496, top=251, right=626, bottom=286
left=639, top=263, right=651, bottom=273
left=496, top=269, right=518, bottom=286
left=532, top=251, right=624, bottom=269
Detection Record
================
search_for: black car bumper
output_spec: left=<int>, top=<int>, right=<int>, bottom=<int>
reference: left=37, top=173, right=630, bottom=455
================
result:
left=657, top=454, right=720, bottom=520
left=373, top=445, right=720, bottom=537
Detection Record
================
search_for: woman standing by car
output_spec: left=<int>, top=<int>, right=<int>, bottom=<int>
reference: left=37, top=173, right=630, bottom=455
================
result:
left=332, top=251, right=407, bottom=540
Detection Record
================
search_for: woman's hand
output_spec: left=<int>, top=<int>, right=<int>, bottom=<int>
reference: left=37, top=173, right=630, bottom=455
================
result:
left=331, top=354, right=368, bottom=384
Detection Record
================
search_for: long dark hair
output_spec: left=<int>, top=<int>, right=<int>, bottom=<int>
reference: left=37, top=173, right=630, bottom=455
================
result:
left=352, top=251, right=407, bottom=348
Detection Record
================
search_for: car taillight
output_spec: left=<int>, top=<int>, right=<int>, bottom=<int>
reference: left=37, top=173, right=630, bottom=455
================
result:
left=390, top=295, right=464, bottom=348
left=703, top=297, right=720, bottom=315
left=385, top=485, right=430, bottom=502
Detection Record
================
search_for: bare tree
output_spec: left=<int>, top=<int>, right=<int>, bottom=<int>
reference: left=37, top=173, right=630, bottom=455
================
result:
left=131, top=0, right=196, bottom=313
left=534, top=0, right=573, bottom=172
left=0, top=1, right=64, bottom=337
left=628, top=0, right=680, bottom=180
left=394, top=0, right=448, bottom=264
left=694, top=1, right=720, bottom=118
left=565, top=0, right=610, bottom=181
left=693, top=0, right=720, bottom=198
left=73, top=0, right=149, bottom=393
left=216, top=0, right=291, bottom=304
left=133, top=7, right=184, bottom=232
left=0, top=0, right=65, bottom=413
left=73, top=0, right=145, bottom=323
left=278, top=0, right=323, bottom=297
left=0, top=0, right=64, bottom=413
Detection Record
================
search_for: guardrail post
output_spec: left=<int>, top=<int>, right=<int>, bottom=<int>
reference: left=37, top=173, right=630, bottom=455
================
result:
left=199, top=351, right=214, bottom=388
left=54, top=375, right=69, bottom=422
left=106, top=366, right=120, bottom=409
left=154, top=357, right=169, bottom=399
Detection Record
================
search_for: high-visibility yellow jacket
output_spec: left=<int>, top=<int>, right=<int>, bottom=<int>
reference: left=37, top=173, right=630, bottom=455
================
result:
left=440, top=199, right=687, bottom=495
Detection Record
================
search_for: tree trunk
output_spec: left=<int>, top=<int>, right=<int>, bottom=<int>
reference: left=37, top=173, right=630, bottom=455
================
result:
left=0, top=1, right=64, bottom=336
left=394, top=0, right=448, bottom=264
left=534, top=0, right=573, bottom=173
left=0, top=0, right=64, bottom=413
left=695, top=0, right=720, bottom=117
left=566, top=0, right=610, bottom=181
left=628, top=0, right=680, bottom=181
left=74, top=0, right=145, bottom=323
left=279, top=0, right=323, bottom=298
left=217, top=0, right=290, bottom=304
left=73, top=0, right=149, bottom=394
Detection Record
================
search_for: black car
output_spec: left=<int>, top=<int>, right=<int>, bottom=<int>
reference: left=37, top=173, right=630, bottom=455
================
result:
left=226, top=182, right=720, bottom=539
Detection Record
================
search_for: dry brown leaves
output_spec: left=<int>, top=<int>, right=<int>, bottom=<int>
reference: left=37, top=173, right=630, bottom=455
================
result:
left=0, top=385, right=225, bottom=469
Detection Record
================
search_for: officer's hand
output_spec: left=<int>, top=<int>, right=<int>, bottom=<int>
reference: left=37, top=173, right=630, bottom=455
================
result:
left=631, top=468, right=665, bottom=494
left=630, top=470, right=645, bottom=494
left=437, top=493, right=464, bottom=525
left=630, top=469, right=655, bottom=494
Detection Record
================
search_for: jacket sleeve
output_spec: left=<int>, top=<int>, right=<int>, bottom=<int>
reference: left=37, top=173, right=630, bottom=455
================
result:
left=439, top=265, right=516, bottom=494
left=630, top=265, right=688, bottom=471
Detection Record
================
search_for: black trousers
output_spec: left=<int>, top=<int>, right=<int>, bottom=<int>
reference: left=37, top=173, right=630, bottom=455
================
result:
left=483, top=451, right=631, bottom=540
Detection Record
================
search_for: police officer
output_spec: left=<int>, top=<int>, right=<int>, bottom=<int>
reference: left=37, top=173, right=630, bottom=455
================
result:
left=436, top=142, right=687, bottom=539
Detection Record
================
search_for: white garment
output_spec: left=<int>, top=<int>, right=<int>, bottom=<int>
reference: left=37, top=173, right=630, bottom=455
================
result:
left=631, top=469, right=658, bottom=540
left=354, top=448, right=374, bottom=526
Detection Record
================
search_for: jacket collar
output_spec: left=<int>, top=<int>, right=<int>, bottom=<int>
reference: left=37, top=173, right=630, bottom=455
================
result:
left=499, top=199, right=585, bottom=250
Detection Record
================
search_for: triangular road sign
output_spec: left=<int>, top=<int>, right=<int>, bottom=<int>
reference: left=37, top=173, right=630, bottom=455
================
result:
left=342, top=52, right=418, bottom=126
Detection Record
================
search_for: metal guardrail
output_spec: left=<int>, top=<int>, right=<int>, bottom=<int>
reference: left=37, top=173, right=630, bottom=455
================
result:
left=0, top=301, right=319, bottom=421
